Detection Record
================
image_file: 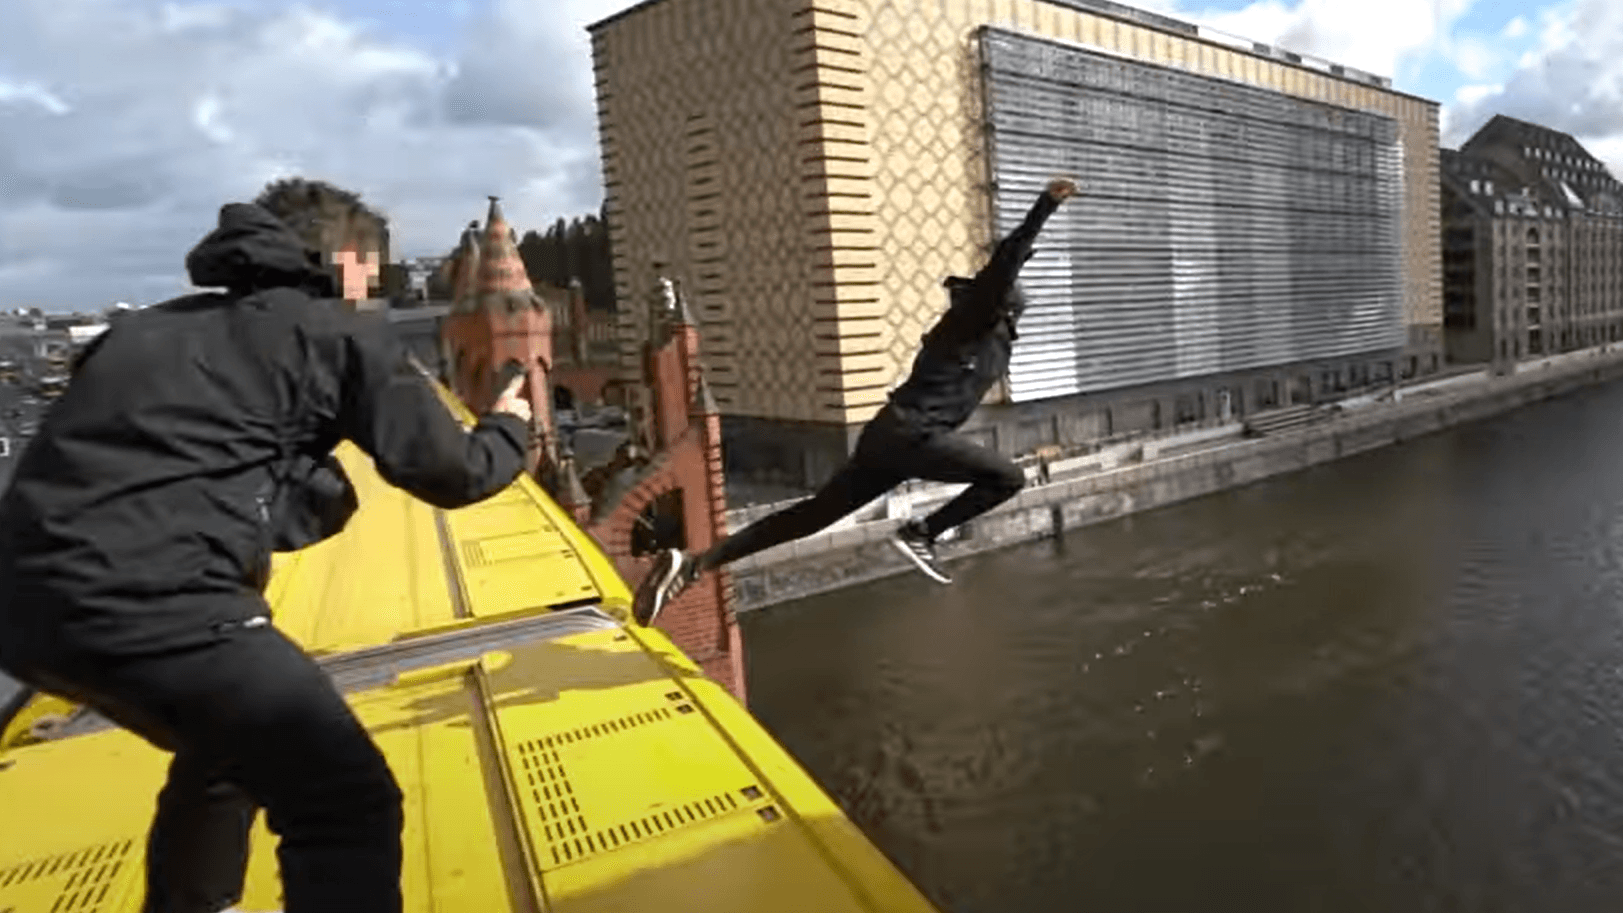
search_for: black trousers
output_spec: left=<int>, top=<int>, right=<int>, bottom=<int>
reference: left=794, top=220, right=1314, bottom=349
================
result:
left=700, top=409, right=1025, bottom=570
left=0, top=619, right=403, bottom=913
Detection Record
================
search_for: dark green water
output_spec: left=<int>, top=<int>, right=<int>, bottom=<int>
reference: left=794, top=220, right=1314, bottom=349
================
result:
left=743, top=379, right=1623, bottom=913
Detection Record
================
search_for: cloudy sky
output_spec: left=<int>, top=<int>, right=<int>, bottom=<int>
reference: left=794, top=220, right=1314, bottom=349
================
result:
left=1, top=0, right=1617, bottom=312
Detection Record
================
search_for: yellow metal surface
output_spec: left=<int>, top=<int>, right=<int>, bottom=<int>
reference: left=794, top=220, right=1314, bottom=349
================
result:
left=267, top=441, right=633, bottom=654
left=0, top=730, right=165, bottom=913
left=0, top=691, right=80, bottom=751
left=0, top=378, right=937, bottom=913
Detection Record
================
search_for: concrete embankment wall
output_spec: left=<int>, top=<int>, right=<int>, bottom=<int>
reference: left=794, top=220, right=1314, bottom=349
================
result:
left=729, top=345, right=1623, bottom=612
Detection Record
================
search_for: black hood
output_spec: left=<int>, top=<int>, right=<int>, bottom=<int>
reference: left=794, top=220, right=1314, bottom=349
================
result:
left=184, top=202, right=336, bottom=296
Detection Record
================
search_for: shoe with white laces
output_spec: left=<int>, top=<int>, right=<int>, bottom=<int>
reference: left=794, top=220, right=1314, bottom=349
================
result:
left=890, top=520, right=951, bottom=585
left=633, top=548, right=698, bottom=626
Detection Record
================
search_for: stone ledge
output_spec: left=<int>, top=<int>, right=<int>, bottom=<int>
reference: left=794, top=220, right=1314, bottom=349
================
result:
left=731, top=347, right=1623, bottom=612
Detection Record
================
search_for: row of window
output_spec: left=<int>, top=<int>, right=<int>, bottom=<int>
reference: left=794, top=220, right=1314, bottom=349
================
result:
left=1492, top=326, right=1618, bottom=362
left=1524, top=145, right=1602, bottom=172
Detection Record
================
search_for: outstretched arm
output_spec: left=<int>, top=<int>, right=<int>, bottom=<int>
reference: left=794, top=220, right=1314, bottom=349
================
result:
left=336, top=318, right=535, bottom=510
left=931, top=178, right=1077, bottom=345
left=979, top=178, right=1077, bottom=288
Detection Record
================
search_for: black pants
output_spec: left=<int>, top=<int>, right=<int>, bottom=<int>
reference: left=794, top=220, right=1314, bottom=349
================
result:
left=0, top=620, right=403, bottom=913
left=700, top=409, right=1025, bottom=570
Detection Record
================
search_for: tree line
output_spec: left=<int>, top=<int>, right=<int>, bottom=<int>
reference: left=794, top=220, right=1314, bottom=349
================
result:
left=516, top=206, right=616, bottom=314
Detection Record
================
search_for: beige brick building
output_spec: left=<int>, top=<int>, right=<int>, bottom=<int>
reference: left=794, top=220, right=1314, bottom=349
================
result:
left=1441, top=116, right=1623, bottom=372
left=590, top=0, right=1443, bottom=491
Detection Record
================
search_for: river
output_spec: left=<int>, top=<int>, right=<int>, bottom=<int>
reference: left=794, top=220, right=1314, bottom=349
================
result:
left=742, top=378, right=1623, bottom=912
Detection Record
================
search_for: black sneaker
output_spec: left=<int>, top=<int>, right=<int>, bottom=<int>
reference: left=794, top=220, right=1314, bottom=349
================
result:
left=633, top=548, right=697, bottom=626
left=890, top=521, right=951, bottom=585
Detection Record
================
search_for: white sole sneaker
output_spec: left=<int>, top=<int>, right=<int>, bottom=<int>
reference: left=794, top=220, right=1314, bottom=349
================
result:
left=634, top=548, right=686, bottom=625
left=890, top=533, right=952, bottom=585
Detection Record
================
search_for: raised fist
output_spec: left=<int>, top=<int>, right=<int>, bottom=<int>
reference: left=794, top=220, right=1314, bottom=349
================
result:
left=1047, top=178, right=1080, bottom=201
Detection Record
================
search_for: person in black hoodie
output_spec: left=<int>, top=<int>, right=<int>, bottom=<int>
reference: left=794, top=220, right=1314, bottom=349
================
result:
left=0, top=202, right=533, bottom=913
left=634, top=178, right=1078, bottom=624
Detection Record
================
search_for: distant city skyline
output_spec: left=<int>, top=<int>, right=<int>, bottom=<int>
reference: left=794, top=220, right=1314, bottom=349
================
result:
left=2, top=0, right=1619, bottom=312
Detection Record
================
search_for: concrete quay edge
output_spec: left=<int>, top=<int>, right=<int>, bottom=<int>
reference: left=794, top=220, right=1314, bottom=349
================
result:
left=730, top=346, right=1623, bottom=613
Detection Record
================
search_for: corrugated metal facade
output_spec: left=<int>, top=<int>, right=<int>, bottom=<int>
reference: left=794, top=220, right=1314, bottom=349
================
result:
left=981, top=27, right=1406, bottom=402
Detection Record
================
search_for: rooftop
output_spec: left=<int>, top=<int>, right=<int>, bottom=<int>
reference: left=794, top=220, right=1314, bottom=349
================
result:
left=588, top=0, right=1394, bottom=89
left=1444, top=115, right=1623, bottom=218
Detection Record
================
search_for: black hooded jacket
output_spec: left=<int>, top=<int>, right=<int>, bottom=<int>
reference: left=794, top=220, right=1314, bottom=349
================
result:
left=884, top=189, right=1060, bottom=433
left=0, top=203, right=528, bottom=657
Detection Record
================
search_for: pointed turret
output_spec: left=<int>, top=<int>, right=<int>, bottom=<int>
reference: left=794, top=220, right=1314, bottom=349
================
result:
left=650, top=276, right=678, bottom=336
left=449, top=221, right=482, bottom=313
left=674, top=281, right=698, bottom=328
left=691, top=372, right=719, bottom=416
left=475, top=197, right=542, bottom=314
left=554, top=448, right=593, bottom=524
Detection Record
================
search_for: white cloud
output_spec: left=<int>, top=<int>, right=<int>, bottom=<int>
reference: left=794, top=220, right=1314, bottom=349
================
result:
left=1182, top=0, right=1476, bottom=81
left=1450, top=34, right=1497, bottom=81
left=1454, top=83, right=1503, bottom=106
left=1502, top=15, right=1528, bottom=39
left=1442, top=0, right=1623, bottom=178
left=0, top=0, right=628, bottom=311
left=0, top=79, right=72, bottom=116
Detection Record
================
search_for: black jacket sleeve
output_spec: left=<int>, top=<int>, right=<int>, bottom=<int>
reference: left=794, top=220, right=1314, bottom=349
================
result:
left=928, top=191, right=1064, bottom=348
left=931, top=189, right=1062, bottom=345
left=334, top=316, right=528, bottom=510
left=980, top=188, right=1062, bottom=290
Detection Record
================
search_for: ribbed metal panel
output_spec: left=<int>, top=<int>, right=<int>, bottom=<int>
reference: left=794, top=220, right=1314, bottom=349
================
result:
left=979, top=27, right=1405, bottom=403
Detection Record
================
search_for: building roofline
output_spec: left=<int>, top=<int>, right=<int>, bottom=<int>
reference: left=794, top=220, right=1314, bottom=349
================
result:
left=982, top=23, right=1435, bottom=121
left=587, top=0, right=667, bottom=33
left=1461, top=114, right=1604, bottom=163
left=1045, top=0, right=1398, bottom=89
left=589, top=0, right=1423, bottom=98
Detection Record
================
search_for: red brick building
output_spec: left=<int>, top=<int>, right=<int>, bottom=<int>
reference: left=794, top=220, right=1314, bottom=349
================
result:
left=439, top=200, right=743, bottom=700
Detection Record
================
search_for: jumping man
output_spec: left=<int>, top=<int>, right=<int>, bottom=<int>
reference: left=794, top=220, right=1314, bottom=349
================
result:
left=634, top=177, right=1079, bottom=624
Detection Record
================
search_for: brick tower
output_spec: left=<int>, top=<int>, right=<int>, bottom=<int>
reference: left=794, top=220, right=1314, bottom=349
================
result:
left=436, top=205, right=740, bottom=699
left=585, top=275, right=743, bottom=701
left=440, top=197, right=558, bottom=479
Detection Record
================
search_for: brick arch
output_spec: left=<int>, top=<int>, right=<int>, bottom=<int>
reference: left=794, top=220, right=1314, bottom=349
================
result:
left=590, top=451, right=684, bottom=565
left=586, top=417, right=735, bottom=687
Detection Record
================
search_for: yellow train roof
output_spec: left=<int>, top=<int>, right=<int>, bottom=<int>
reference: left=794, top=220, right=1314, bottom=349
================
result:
left=0, top=380, right=940, bottom=913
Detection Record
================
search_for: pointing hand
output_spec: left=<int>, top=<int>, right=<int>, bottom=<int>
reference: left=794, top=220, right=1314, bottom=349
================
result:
left=493, top=375, right=532, bottom=423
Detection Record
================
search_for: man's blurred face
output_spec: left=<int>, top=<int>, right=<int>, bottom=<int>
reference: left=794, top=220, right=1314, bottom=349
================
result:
left=331, top=246, right=381, bottom=304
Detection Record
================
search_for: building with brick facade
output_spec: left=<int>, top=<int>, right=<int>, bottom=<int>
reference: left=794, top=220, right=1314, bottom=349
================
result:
left=1440, top=115, right=1623, bottom=372
left=544, top=279, right=622, bottom=410
left=582, top=278, right=741, bottom=698
left=437, top=199, right=744, bottom=699
left=588, top=0, right=1443, bottom=494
